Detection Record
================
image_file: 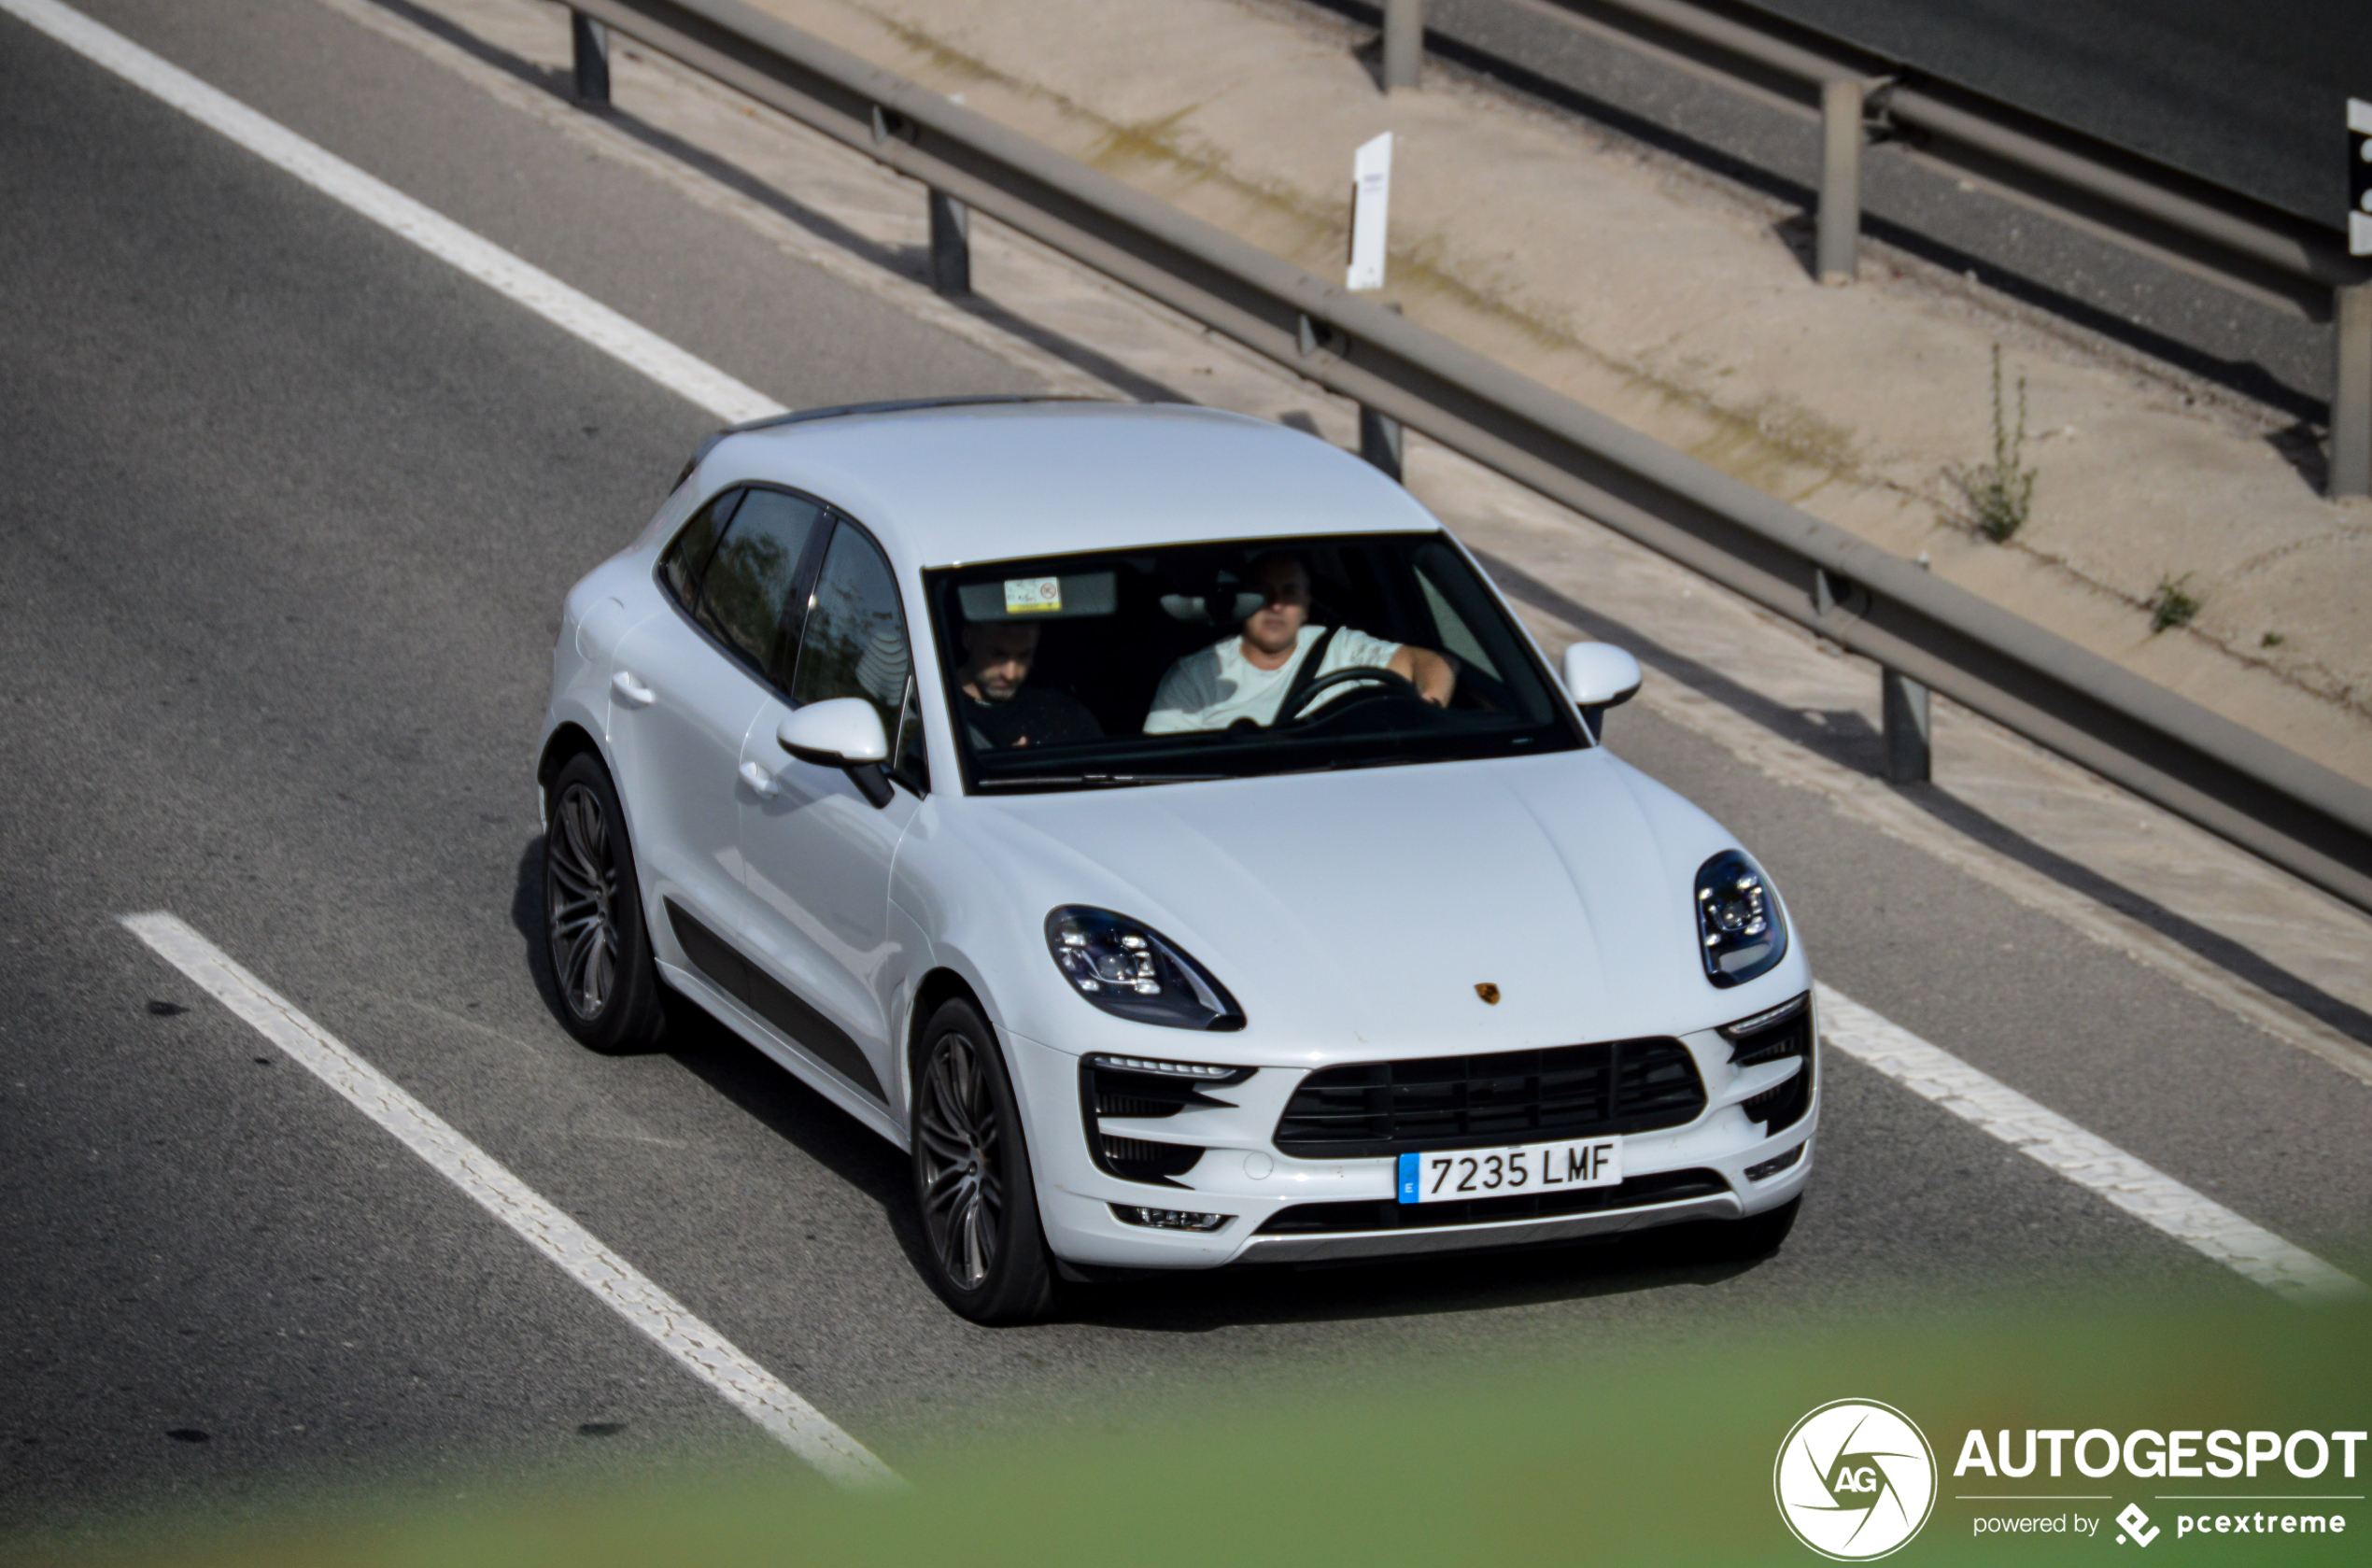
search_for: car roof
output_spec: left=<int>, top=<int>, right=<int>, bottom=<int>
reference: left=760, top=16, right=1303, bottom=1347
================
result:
left=694, top=401, right=1443, bottom=569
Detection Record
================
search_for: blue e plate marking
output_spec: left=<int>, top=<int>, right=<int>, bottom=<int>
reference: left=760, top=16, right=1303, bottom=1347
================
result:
left=1398, top=1151, right=1419, bottom=1204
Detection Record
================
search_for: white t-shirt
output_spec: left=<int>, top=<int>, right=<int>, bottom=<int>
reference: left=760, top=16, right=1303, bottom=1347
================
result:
left=1144, top=624, right=1404, bottom=732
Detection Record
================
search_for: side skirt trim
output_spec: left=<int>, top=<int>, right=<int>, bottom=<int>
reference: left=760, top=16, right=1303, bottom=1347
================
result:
left=664, top=898, right=888, bottom=1102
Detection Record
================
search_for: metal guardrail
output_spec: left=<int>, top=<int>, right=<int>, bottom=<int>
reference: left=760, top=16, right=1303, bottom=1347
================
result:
left=559, top=0, right=2372, bottom=914
left=1374, top=0, right=2372, bottom=496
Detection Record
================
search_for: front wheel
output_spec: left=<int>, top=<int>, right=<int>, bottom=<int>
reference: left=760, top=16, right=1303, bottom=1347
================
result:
left=911, top=1000, right=1054, bottom=1323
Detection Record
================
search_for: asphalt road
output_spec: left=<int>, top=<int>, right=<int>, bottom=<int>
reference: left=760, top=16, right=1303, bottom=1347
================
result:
left=1409, top=0, right=2350, bottom=422
left=1751, top=0, right=2368, bottom=228
left=3, top=0, right=2367, bottom=1542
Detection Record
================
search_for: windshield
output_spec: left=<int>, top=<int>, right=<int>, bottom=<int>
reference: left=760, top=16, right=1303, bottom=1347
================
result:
left=925, top=532, right=1584, bottom=793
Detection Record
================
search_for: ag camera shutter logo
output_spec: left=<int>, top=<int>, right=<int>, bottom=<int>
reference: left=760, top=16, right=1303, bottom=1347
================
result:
left=1775, top=1399, right=1938, bottom=1560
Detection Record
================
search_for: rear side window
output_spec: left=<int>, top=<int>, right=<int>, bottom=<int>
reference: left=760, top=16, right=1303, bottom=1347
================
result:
left=694, top=489, right=827, bottom=672
left=659, top=487, right=741, bottom=609
left=792, top=523, right=911, bottom=746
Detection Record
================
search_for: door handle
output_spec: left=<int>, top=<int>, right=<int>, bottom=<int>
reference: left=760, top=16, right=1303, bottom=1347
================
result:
left=738, top=760, right=779, bottom=798
left=612, top=671, right=657, bottom=709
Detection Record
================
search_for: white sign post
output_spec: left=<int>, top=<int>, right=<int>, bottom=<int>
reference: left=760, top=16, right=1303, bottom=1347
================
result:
left=2351, top=98, right=2372, bottom=257
left=1347, top=132, right=1393, bottom=290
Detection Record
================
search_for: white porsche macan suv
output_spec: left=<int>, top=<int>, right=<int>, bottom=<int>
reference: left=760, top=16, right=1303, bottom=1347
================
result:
left=538, top=399, right=1815, bottom=1322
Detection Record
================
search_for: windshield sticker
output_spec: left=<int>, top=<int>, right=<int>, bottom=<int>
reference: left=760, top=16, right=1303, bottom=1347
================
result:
left=1005, top=576, right=1063, bottom=614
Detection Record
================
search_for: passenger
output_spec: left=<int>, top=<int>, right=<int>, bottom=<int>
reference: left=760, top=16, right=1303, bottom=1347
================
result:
left=954, top=619, right=1101, bottom=749
left=1144, top=550, right=1454, bottom=732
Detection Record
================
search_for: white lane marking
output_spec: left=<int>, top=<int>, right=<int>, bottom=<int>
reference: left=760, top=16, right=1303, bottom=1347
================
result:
left=1816, top=982, right=2365, bottom=1306
left=121, top=912, right=898, bottom=1490
left=4, top=0, right=786, bottom=427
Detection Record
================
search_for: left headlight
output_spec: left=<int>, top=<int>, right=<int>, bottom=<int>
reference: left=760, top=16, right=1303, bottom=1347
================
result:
left=1044, top=906, right=1245, bottom=1032
left=1694, top=849, right=1787, bottom=988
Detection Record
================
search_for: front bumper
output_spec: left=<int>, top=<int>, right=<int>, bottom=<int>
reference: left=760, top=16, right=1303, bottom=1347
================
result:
left=1003, top=1013, right=1817, bottom=1271
left=1237, top=1189, right=1745, bottom=1264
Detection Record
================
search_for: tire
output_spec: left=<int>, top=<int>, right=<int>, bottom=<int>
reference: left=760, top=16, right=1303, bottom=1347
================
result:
left=542, top=752, right=671, bottom=1055
left=910, top=999, right=1055, bottom=1323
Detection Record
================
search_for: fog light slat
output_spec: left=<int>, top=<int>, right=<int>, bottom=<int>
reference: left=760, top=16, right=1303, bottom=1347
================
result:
left=1110, top=1204, right=1231, bottom=1232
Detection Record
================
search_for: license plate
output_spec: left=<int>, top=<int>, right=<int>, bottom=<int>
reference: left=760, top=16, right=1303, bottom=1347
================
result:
left=1396, top=1137, right=1623, bottom=1204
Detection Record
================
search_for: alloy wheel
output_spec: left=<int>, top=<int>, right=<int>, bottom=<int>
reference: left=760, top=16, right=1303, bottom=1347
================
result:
left=546, top=782, right=620, bottom=1021
left=916, top=1033, right=1003, bottom=1291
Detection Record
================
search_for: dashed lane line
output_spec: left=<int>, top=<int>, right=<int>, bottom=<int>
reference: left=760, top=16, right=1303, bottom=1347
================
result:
left=1817, top=982, right=2365, bottom=1306
left=121, top=912, right=899, bottom=1490
left=2, top=0, right=786, bottom=426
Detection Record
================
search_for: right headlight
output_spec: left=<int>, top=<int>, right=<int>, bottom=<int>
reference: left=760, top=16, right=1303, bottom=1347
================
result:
left=1694, top=849, right=1787, bottom=988
left=1044, top=906, right=1246, bottom=1032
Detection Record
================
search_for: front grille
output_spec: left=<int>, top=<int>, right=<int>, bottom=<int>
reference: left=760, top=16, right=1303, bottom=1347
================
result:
left=1727, top=998, right=1813, bottom=1135
left=1272, top=1038, right=1707, bottom=1158
left=1255, top=1168, right=1729, bottom=1235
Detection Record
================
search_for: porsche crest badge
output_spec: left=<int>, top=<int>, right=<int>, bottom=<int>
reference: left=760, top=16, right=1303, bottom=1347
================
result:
left=1475, top=982, right=1501, bottom=1005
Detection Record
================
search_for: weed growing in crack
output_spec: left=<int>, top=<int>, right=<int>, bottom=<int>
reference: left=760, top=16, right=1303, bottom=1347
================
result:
left=1947, top=345, right=2036, bottom=542
left=2150, top=575, right=2200, bottom=633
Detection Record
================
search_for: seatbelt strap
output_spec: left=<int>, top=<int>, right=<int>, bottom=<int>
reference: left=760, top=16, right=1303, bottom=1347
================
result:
left=1272, top=624, right=1340, bottom=724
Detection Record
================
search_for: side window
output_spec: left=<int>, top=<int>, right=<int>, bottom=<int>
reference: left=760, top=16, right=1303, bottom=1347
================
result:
left=659, top=487, right=741, bottom=610
left=693, top=489, right=826, bottom=672
left=890, top=675, right=929, bottom=794
left=792, top=522, right=911, bottom=748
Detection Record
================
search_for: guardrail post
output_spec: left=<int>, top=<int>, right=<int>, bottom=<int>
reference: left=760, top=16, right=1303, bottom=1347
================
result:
left=2334, top=283, right=2371, bottom=499
left=1882, top=669, right=1931, bottom=784
left=1816, top=78, right=1862, bottom=284
left=571, top=10, right=610, bottom=106
left=928, top=190, right=970, bottom=297
left=1382, top=0, right=1422, bottom=92
left=1359, top=405, right=1404, bottom=480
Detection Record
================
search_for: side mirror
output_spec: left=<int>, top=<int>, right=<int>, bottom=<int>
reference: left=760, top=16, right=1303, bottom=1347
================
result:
left=1561, top=643, right=1642, bottom=743
left=778, top=699, right=895, bottom=807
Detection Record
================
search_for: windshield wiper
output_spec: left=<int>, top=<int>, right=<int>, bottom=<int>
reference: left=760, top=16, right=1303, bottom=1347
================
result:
left=979, top=771, right=1231, bottom=788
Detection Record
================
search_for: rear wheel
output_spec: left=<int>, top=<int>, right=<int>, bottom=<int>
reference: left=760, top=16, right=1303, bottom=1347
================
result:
left=543, top=752, right=670, bottom=1054
left=911, top=1000, right=1054, bottom=1323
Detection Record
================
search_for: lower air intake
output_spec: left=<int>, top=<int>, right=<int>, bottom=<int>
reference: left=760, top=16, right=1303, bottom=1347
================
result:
left=1099, top=1135, right=1202, bottom=1183
left=1728, top=1001, right=1814, bottom=1135
left=1080, top=1059, right=1235, bottom=1188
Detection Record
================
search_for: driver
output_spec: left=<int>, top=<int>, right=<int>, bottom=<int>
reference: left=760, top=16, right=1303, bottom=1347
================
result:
left=1143, top=550, right=1454, bottom=732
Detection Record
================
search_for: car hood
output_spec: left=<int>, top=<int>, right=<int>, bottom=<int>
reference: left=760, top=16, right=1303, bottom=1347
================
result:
left=956, top=750, right=1757, bottom=1059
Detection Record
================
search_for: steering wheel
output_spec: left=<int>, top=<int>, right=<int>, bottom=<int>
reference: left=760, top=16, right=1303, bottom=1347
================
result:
left=1276, top=665, right=1424, bottom=726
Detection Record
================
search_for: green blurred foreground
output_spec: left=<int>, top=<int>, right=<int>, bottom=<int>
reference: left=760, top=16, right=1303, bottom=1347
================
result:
left=25, top=1296, right=2370, bottom=1568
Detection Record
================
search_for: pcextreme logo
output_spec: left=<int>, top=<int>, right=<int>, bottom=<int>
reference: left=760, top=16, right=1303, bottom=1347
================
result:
left=1775, top=1399, right=1940, bottom=1560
